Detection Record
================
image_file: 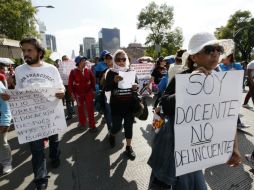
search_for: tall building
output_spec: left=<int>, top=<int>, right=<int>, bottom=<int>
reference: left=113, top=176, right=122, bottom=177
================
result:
left=91, top=43, right=100, bottom=58
left=83, top=37, right=95, bottom=58
left=37, top=20, right=47, bottom=49
left=46, top=34, right=57, bottom=52
left=71, top=50, right=76, bottom=60
left=98, top=28, right=120, bottom=53
left=79, top=44, right=84, bottom=56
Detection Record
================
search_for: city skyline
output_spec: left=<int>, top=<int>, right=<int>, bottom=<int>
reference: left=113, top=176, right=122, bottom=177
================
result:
left=32, top=0, right=254, bottom=57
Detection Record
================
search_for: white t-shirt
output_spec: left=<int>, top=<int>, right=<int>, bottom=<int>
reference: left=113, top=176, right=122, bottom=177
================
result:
left=15, top=62, right=64, bottom=90
left=247, top=60, right=254, bottom=78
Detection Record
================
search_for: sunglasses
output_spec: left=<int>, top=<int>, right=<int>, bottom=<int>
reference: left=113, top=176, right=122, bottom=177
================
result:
left=115, top=57, right=126, bottom=62
left=199, top=45, right=224, bottom=55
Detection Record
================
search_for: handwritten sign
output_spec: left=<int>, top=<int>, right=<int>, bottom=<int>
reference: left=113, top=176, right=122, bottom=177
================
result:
left=58, top=61, right=76, bottom=85
left=130, top=63, right=154, bottom=95
left=174, top=71, right=243, bottom=176
left=6, top=88, right=67, bottom=144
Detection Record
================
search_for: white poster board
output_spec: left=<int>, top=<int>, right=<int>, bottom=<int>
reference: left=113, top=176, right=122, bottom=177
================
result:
left=174, top=71, right=243, bottom=176
left=58, top=61, right=76, bottom=85
left=6, top=88, right=67, bottom=144
left=118, top=71, right=136, bottom=89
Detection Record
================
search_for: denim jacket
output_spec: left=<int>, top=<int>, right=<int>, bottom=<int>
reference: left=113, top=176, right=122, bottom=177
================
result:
left=0, top=83, right=11, bottom=127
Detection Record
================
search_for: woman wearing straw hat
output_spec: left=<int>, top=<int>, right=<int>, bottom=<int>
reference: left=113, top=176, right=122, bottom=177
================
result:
left=148, top=32, right=241, bottom=190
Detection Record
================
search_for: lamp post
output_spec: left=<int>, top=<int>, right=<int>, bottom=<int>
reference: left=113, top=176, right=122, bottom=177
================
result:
left=32, top=5, right=55, bottom=23
left=34, top=5, right=55, bottom=9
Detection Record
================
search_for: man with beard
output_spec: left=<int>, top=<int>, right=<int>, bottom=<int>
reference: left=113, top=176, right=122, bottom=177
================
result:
left=1, top=38, right=65, bottom=190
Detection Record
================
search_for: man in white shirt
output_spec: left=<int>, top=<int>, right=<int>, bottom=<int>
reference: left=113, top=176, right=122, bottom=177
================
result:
left=2, top=38, right=64, bottom=190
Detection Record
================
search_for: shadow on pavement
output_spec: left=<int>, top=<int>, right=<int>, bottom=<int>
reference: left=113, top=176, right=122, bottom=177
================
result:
left=205, top=131, right=254, bottom=190
left=0, top=134, right=34, bottom=190
left=140, top=124, right=155, bottom=147
left=50, top=113, right=137, bottom=190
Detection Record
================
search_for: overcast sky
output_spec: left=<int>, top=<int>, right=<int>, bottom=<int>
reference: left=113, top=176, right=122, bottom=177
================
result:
left=32, top=0, right=254, bottom=57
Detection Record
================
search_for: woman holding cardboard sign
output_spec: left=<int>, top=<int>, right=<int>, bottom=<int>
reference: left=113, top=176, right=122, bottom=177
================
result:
left=148, top=32, right=241, bottom=190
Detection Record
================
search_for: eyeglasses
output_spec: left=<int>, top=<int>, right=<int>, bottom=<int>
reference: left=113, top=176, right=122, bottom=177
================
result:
left=199, top=45, right=224, bottom=55
left=115, top=57, right=126, bottom=62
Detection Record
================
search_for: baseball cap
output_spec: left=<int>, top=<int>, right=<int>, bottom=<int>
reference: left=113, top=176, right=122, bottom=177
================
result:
left=100, top=50, right=110, bottom=58
left=75, top=56, right=87, bottom=66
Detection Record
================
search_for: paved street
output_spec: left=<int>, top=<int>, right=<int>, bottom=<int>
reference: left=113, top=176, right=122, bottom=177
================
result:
left=0, top=93, right=254, bottom=190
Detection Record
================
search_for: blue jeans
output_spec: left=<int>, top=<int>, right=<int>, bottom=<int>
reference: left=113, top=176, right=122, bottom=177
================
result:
left=29, top=134, right=60, bottom=186
left=65, top=85, right=74, bottom=117
left=104, top=96, right=112, bottom=131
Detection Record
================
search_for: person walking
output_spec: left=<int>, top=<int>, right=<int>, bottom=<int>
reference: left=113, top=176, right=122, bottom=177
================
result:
left=148, top=32, right=241, bottom=190
left=0, top=82, right=12, bottom=175
left=1, top=38, right=65, bottom=190
left=60, top=55, right=75, bottom=120
left=68, top=56, right=96, bottom=131
left=105, top=49, right=138, bottom=160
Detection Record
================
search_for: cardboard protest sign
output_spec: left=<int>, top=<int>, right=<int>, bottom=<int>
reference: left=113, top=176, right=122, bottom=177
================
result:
left=174, top=71, right=243, bottom=176
left=58, top=61, right=76, bottom=85
left=130, top=63, right=154, bottom=95
left=7, top=88, right=67, bottom=144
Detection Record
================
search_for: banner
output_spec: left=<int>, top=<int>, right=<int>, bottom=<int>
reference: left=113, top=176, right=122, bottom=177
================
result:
left=58, top=61, right=76, bottom=85
left=174, top=71, right=243, bottom=176
left=6, top=88, right=67, bottom=144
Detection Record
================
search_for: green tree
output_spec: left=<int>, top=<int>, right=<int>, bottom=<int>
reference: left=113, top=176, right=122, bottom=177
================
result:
left=44, top=49, right=55, bottom=64
left=215, top=10, right=254, bottom=61
left=0, top=0, right=38, bottom=40
left=137, top=1, right=183, bottom=58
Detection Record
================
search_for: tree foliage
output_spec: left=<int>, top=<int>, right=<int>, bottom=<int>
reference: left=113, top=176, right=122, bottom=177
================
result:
left=0, top=0, right=38, bottom=40
left=215, top=10, right=254, bottom=61
left=137, top=1, right=183, bottom=57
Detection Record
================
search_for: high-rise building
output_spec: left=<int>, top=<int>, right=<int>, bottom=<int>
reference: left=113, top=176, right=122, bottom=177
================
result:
left=98, top=28, right=120, bottom=54
left=79, top=44, right=84, bottom=56
left=37, top=20, right=47, bottom=49
left=91, top=43, right=100, bottom=58
left=46, top=34, right=57, bottom=52
left=83, top=37, right=95, bottom=58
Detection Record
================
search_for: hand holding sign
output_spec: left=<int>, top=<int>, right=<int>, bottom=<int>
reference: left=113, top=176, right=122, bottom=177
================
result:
left=174, top=70, right=243, bottom=176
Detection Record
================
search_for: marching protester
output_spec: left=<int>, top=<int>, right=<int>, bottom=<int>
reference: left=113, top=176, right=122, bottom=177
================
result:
left=60, top=55, right=75, bottom=120
left=153, top=55, right=175, bottom=109
left=148, top=32, right=242, bottom=190
left=93, top=50, right=111, bottom=112
left=242, top=60, right=254, bottom=108
left=1, top=38, right=65, bottom=190
left=100, top=53, right=113, bottom=131
left=219, top=47, right=249, bottom=129
left=167, top=49, right=187, bottom=83
left=68, top=56, right=97, bottom=131
left=150, top=56, right=167, bottom=110
left=105, top=49, right=138, bottom=160
left=0, top=81, right=12, bottom=175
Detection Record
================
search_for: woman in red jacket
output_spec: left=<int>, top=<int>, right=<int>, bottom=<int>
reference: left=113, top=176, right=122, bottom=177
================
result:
left=68, top=56, right=97, bottom=132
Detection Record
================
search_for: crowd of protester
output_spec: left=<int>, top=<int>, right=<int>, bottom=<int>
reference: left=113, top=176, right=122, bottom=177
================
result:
left=0, top=33, right=254, bottom=190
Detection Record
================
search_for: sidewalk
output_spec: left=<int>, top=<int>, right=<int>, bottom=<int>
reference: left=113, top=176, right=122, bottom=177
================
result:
left=0, top=94, right=254, bottom=190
